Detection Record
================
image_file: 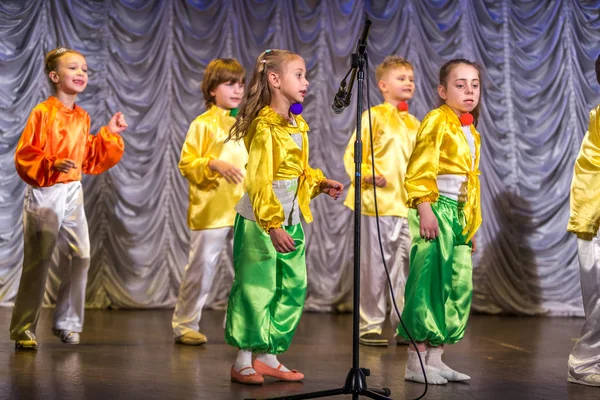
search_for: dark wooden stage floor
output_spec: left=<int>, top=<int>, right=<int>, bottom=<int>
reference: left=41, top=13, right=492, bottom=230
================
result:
left=0, top=308, right=597, bottom=400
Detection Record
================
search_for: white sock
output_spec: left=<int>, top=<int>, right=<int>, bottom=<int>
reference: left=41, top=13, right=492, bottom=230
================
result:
left=256, top=353, right=290, bottom=372
left=426, top=347, right=470, bottom=381
left=234, top=350, right=255, bottom=375
left=405, top=348, right=448, bottom=385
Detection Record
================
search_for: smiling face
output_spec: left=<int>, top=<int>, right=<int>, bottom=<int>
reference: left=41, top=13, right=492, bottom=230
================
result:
left=49, top=53, right=88, bottom=95
left=277, top=57, right=309, bottom=104
left=438, top=63, right=480, bottom=115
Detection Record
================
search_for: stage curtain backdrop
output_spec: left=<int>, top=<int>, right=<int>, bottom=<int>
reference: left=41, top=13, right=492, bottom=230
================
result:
left=1, top=0, right=599, bottom=316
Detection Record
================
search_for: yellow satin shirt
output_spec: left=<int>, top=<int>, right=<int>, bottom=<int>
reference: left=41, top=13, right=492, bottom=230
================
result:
left=405, top=104, right=482, bottom=241
left=243, top=106, right=325, bottom=233
left=15, top=96, right=124, bottom=187
left=179, top=105, right=247, bottom=230
left=568, top=105, right=600, bottom=237
left=343, top=102, right=420, bottom=217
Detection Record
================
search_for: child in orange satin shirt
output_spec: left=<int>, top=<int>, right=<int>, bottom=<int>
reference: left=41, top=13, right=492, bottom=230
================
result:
left=11, top=46, right=127, bottom=349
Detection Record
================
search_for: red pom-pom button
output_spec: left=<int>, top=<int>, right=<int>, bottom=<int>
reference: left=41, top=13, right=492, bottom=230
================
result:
left=397, top=101, right=409, bottom=112
left=459, top=113, right=473, bottom=126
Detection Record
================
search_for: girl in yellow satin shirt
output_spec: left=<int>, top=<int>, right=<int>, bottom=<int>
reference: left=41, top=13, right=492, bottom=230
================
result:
left=172, top=58, right=246, bottom=346
left=565, top=55, right=600, bottom=387
left=397, top=59, right=482, bottom=385
left=224, top=49, right=344, bottom=385
left=11, top=47, right=127, bottom=350
left=343, top=56, right=420, bottom=347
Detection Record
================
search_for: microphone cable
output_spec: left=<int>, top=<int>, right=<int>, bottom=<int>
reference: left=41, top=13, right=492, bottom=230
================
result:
left=364, top=55, right=428, bottom=400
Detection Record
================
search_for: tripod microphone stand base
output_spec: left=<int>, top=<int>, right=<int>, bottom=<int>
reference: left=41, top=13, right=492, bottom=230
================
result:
left=246, top=368, right=391, bottom=400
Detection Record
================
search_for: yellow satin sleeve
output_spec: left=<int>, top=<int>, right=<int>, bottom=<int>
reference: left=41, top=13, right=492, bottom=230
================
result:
left=405, top=109, right=445, bottom=207
left=179, top=116, right=220, bottom=191
left=178, top=105, right=247, bottom=230
left=245, top=119, right=286, bottom=232
left=568, top=105, right=600, bottom=237
left=307, top=165, right=326, bottom=199
left=343, top=113, right=378, bottom=182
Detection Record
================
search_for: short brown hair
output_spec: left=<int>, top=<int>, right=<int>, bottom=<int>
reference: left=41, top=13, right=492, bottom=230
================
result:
left=201, top=59, right=246, bottom=109
left=375, top=55, right=413, bottom=82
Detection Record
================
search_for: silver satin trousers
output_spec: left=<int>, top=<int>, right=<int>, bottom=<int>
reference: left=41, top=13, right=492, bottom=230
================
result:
left=568, top=237, right=600, bottom=379
left=172, top=227, right=233, bottom=337
left=359, top=215, right=411, bottom=336
left=10, top=181, right=90, bottom=340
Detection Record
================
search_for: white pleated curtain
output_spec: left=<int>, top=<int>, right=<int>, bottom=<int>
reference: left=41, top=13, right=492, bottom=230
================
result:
left=1, top=0, right=599, bottom=316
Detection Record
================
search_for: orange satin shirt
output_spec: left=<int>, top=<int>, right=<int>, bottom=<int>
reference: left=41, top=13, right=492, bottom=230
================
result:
left=15, top=96, right=124, bottom=187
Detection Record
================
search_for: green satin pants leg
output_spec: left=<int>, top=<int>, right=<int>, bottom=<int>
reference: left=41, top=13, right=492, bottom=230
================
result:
left=397, top=196, right=472, bottom=346
left=444, top=238, right=473, bottom=344
left=225, top=214, right=306, bottom=354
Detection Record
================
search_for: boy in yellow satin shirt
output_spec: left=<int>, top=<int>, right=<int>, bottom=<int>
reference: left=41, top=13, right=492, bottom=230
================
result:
left=566, top=54, right=600, bottom=387
left=172, top=58, right=247, bottom=346
left=343, top=56, right=420, bottom=347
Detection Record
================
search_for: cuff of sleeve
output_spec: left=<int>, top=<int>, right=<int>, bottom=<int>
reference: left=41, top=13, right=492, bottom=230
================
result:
left=361, top=165, right=373, bottom=176
left=47, top=154, right=59, bottom=175
left=316, top=175, right=326, bottom=192
left=204, top=156, right=220, bottom=180
left=46, top=155, right=62, bottom=186
left=312, top=170, right=326, bottom=198
left=264, top=223, right=283, bottom=234
left=47, top=155, right=58, bottom=169
left=567, top=217, right=598, bottom=237
left=100, top=126, right=124, bottom=144
left=408, top=193, right=439, bottom=208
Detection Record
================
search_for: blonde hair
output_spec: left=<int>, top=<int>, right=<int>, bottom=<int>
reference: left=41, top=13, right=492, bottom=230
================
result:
left=44, top=46, right=84, bottom=88
left=375, top=55, right=414, bottom=82
left=201, top=58, right=246, bottom=109
left=227, top=49, right=302, bottom=141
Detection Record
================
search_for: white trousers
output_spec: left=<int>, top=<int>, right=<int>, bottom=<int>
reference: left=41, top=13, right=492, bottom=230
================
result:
left=359, top=215, right=411, bottom=336
left=10, top=181, right=90, bottom=340
left=172, top=227, right=233, bottom=337
left=568, top=237, right=600, bottom=378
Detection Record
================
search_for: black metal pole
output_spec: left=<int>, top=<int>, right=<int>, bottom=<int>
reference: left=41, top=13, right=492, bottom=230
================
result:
left=352, top=53, right=364, bottom=374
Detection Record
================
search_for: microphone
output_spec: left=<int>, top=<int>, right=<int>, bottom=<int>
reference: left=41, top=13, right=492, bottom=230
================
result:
left=331, top=19, right=372, bottom=115
left=331, top=80, right=347, bottom=114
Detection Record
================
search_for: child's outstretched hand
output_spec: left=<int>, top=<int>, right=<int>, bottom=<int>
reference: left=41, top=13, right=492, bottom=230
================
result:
left=52, top=159, right=76, bottom=173
left=108, top=112, right=128, bottom=134
left=269, top=228, right=296, bottom=253
left=320, top=179, right=344, bottom=200
left=208, top=159, right=244, bottom=184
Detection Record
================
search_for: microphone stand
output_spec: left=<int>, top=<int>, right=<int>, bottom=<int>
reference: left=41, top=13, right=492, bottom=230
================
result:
left=248, top=19, right=392, bottom=400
